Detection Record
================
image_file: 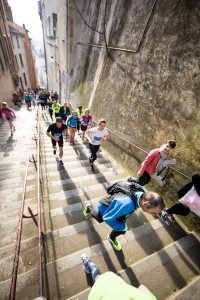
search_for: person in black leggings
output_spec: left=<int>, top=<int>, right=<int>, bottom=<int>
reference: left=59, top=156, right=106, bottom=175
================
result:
left=83, top=186, right=165, bottom=251
left=161, top=173, right=200, bottom=221
left=87, top=119, right=108, bottom=171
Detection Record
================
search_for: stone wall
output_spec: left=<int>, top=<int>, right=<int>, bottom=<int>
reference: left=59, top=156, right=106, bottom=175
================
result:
left=69, top=0, right=200, bottom=231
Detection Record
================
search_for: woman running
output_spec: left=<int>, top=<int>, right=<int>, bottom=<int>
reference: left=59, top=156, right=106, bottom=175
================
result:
left=80, top=108, right=93, bottom=142
left=87, top=119, right=108, bottom=170
left=67, top=111, right=80, bottom=145
left=1, top=102, right=16, bottom=135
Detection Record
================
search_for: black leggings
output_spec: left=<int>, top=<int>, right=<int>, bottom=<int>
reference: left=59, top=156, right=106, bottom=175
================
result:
left=166, top=203, right=190, bottom=216
left=90, top=208, right=126, bottom=240
left=166, top=181, right=193, bottom=216
left=136, top=171, right=151, bottom=186
left=89, top=143, right=100, bottom=163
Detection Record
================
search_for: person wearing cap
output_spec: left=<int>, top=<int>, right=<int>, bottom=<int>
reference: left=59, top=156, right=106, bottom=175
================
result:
left=46, top=117, right=67, bottom=165
left=80, top=108, right=93, bottom=142
left=52, top=101, right=61, bottom=117
left=67, top=111, right=80, bottom=145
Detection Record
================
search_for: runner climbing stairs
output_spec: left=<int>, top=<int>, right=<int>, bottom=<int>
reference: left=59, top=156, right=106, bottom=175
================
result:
left=0, top=108, right=200, bottom=299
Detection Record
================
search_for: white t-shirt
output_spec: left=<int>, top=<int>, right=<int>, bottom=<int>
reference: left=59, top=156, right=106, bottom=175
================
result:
left=89, top=127, right=108, bottom=145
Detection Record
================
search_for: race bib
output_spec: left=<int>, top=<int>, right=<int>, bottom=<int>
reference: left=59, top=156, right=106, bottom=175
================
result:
left=54, top=133, right=61, bottom=137
left=94, top=136, right=101, bottom=141
left=82, top=120, right=88, bottom=126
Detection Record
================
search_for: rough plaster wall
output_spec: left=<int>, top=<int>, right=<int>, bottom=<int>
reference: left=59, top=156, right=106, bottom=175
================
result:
left=70, top=0, right=200, bottom=168
left=69, top=0, right=200, bottom=230
left=0, top=69, right=15, bottom=106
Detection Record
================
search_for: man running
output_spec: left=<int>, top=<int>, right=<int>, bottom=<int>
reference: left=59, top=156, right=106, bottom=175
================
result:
left=46, top=117, right=67, bottom=165
left=83, top=180, right=165, bottom=251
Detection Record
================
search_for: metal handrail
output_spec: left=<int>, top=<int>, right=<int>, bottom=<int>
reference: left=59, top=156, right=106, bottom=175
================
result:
left=9, top=114, right=44, bottom=299
left=94, top=120, right=192, bottom=181
left=37, top=119, right=43, bottom=296
left=9, top=143, right=32, bottom=300
left=69, top=102, right=192, bottom=181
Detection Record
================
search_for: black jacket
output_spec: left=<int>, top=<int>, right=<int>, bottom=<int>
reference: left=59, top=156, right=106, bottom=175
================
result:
left=60, top=106, right=71, bottom=119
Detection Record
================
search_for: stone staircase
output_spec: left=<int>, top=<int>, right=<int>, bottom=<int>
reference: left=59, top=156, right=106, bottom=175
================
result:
left=0, top=108, right=200, bottom=300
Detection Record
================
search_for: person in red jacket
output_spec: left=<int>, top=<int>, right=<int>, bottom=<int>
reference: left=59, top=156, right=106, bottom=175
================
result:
left=128, top=140, right=176, bottom=186
left=1, top=102, right=16, bottom=135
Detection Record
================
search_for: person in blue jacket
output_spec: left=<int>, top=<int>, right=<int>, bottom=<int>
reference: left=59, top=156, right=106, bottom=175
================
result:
left=67, top=111, right=80, bottom=144
left=83, top=181, right=165, bottom=251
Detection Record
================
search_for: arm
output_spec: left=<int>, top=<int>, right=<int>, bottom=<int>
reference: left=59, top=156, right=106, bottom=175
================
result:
left=89, top=116, right=93, bottom=127
left=87, top=129, right=94, bottom=142
left=137, top=149, right=159, bottom=177
left=76, top=118, right=80, bottom=131
left=46, top=126, right=59, bottom=141
left=8, top=107, right=16, bottom=118
left=100, top=134, right=108, bottom=143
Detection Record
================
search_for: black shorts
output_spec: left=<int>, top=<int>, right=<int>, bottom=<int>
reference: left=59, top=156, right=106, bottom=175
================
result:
left=81, top=125, right=88, bottom=131
left=51, top=136, right=64, bottom=147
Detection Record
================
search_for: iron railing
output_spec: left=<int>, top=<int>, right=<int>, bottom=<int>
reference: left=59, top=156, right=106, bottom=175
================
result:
left=9, top=111, right=44, bottom=299
left=70, top=102, right=192, bottom=181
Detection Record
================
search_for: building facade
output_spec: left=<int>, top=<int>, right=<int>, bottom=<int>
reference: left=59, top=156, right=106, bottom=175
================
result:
left=39, top=0, right=75, bottom=103
left=0, top=0, right=18, bottom=105
left=7, top=20, right=38, bottom=90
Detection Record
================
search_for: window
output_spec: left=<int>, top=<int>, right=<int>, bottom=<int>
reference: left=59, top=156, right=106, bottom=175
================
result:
left=14, top=55, right=18, bottom=68
left=11, top=36, right=14, bottom=48
left=0, top=55, right=4, bottom=73
left=23, top=72, right=27, bottom=86
left=19, top=76, right=24, bottom=90
left=16, top=35, right=20, bottom=48
left=46, top=13, right=57, bottom=37
left=19, top=54, right=24, bottom=67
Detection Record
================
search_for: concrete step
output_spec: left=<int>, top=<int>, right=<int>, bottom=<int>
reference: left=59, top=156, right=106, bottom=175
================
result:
left=0, top=233, right=199, bottom=300
left=46, top=168, right=127, bottom=194
left=0, top=218, right=185, bottom=282
left=0, top=183, right=36, bottom=203
left=167, top=276, right=200, bottom=300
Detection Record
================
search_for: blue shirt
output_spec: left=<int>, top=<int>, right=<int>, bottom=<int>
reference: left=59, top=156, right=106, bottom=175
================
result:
left=98, top=192, right=143, bottom=231
left=68, top=116, right=80, bottom=127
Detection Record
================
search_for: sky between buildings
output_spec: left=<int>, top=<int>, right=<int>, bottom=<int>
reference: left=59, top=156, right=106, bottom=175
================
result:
left=8, top=0, right=43, bottom=42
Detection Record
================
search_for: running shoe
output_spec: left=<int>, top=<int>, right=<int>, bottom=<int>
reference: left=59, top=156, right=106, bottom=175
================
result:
left=59, top=160, right=64, bottom=166
left=53, top=149, right=56, bottom=155
left=107, top=234, right=121, bottom=251
left=161, top=211, right=175, bottom=223
left=127, top=176, right=137, bottom=183
left=81, top=253, right=101, bottom=279
left=83, top=201, right=91, bottom=217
